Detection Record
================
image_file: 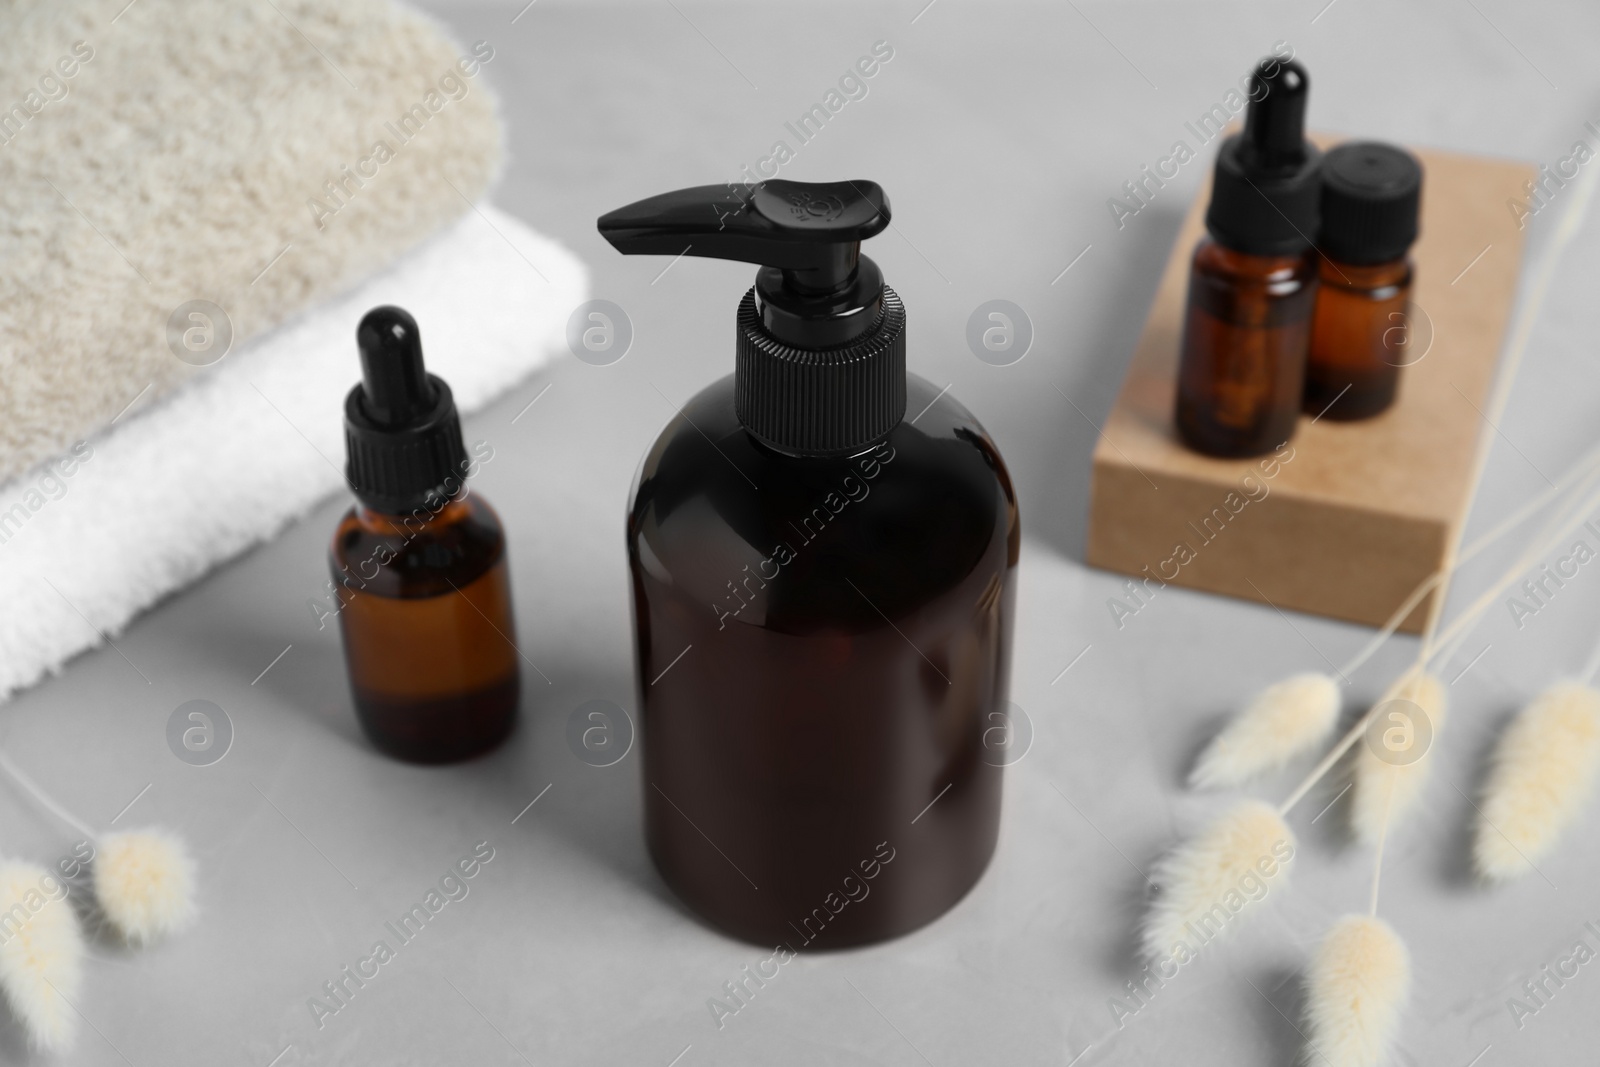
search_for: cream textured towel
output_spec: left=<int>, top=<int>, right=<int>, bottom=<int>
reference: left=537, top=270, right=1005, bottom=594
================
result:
left=0, top=206, right=586, bottom=702
left=0, top=0, right=502, bottom=482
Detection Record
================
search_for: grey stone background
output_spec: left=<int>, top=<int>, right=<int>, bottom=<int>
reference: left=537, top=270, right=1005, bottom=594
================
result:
left=7, top=0, right=1600, bottom=1063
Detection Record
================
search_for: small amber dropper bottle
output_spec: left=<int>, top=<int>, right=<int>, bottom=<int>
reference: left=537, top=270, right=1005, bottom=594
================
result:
left=1176, top=57, right=1322, bottom=458
left=1303, top=142, right=1423, bottom=420
left=330, top=305, right=519, bottom=763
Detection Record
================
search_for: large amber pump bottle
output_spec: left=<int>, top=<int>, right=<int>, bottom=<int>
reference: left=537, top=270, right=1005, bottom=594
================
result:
left=600, top=180, right=1019, bottom=948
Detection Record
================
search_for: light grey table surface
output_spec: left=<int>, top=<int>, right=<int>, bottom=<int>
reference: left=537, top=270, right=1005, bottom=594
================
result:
left=8, top=1, right=1600, bottom=1063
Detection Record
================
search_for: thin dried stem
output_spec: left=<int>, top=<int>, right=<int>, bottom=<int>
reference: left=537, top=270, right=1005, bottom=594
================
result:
left=1279, top=477, right=1600, bottom=818
left=1339, top=441, right=1600, bottom=679
left=1369, top=774, right=1395, bottom=917
left=0, top=747, right=98, bottom=842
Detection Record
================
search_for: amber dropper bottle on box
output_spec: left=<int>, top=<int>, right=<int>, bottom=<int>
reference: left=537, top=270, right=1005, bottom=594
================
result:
left=330, top=306, right=519, bottom=763
left=1303, top=142, right=1423, bottom=420
left=600, top=179, right=1019, bottom=949
left=1175, top=57, right=1322, bottom=457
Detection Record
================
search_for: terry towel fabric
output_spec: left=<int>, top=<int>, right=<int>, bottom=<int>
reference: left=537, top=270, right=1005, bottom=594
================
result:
left=0, top=207, right=587, bottom=702
left=0, top=0, right=504, bottom=483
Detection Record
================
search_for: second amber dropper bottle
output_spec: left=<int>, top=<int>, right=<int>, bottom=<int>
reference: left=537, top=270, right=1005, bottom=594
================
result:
left=1303, top=142, right=1424, bottom=420
left=1175, top=57, right=1322, bottom=458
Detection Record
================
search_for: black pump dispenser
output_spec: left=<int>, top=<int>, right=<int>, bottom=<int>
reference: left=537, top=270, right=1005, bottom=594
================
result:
left=599, top=179, right=907, bottom=457
left=344, top=305, right=468, bottom=514
left=1205, top=58, right=1322, bottom=256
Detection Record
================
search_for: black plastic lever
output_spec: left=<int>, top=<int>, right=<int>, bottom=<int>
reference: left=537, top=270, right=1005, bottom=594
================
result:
left=598, top=179, right=890, bottom=295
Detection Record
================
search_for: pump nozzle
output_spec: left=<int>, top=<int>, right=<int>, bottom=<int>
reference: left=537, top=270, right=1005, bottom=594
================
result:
left=600, top=180, right=893, bottom=348
left=599, top=180, right=888, bottom=292
left=597, top=180, right=907, bottom=456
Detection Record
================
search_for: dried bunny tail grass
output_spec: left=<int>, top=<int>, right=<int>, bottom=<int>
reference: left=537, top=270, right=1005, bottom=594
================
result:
left=1191, top=673, right=1340, bottom=789
left=0, top=751, right=198, bottom=945
left=94, top=829, right=197, bottom=944
left=0, top=861, right=84, bottom=1051
left=1475, top=682, right=1600, bottom=882
left=1141, top=800, right=1296, bottom=962
left=1349, top=673, right=1448, bottom=845
left=1303, top=915, right=1410, bottom=1067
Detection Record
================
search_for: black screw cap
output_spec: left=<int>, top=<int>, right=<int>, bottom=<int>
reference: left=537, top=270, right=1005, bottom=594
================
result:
left=1317, top=142, right=1423, bottom=265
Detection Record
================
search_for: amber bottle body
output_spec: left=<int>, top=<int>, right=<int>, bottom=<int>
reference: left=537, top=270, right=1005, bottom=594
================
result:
left=1303, top=256, right=1413, bottom=420
left=628, top=374, right=1019, bottom=949
left=1176, top=237, right=1319, bottom=457
left=330, top=496, right=519, bottom=763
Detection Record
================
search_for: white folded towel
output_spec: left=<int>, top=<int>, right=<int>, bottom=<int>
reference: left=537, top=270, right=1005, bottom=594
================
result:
left=0, top=205, right=586, bottom=702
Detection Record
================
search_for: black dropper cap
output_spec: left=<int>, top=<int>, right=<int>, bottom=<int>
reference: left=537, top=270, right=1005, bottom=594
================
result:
left=1317, top=142, right=1422, bottom=265
left=1205, top=58, right=1322, bottom=256
left=598, top=180, right=905, bottom=457
left=344, top=305, right=468, bottom=514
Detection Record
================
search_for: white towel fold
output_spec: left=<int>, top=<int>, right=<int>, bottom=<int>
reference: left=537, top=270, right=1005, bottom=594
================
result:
left=0, top=205, right=586, bottom=702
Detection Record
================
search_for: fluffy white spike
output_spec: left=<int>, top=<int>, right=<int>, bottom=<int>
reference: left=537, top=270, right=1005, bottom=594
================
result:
left=1304, top=914, right=1409, bottom=1067
left=1191, top=672, right=1340, bottom=789
left=1475, top=682, right=1600, bottom=881
left=0, top=860, right=84, bottom=1051
left=1142, top=800, right=1296, bottom=962
left=1349, top=673, right=1448, bottom=845
left=94, top=829, right=197, bottom=944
